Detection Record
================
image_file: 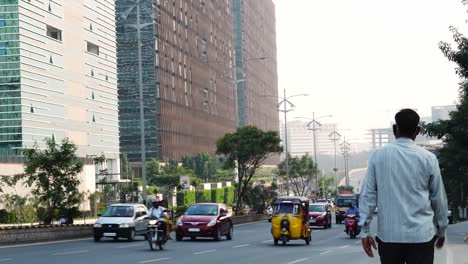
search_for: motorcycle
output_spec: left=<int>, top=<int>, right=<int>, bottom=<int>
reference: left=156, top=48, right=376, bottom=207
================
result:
left=344, top=214, right=360, bottom=239
left=147, top=217, right=167, bottom=251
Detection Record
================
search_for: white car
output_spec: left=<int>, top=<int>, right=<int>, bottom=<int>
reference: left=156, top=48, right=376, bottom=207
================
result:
left=93, top=203, right=149, bottom=242
left=267, top=206, right=273, bottom=222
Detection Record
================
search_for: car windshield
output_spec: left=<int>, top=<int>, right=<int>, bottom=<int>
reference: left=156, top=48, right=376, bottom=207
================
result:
left=309, top=205, right=325, bottom=212
left=101, top=206, right=134, bottom=217
left=336, top=199, right=356, bottom=207
left=273, top=203, right=299, bottom=214
left=185, top=205, right=218, bottom=216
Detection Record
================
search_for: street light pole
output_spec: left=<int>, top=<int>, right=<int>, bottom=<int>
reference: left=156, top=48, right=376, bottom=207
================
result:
left=276, top=91, right=309, bottom=196
left=283, top=89, right=290, bottom=196
left=135, top=1, right=148, bottom=204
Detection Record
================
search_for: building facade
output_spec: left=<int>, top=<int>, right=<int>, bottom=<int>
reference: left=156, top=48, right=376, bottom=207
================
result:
left=117, top=0, right=279, bottom=167
left=0, top=0, right=121, bottom=203
left=233, top=0, right=278, bottom=131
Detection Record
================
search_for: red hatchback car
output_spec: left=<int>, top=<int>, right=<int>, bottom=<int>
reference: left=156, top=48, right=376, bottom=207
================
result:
left=309, top=203, right=332, bottom=229
left=176, top=203, right=233, bottom=241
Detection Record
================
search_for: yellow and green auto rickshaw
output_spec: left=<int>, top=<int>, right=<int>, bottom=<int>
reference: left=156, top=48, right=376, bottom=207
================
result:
left=271, top=196, right=311, bottom=246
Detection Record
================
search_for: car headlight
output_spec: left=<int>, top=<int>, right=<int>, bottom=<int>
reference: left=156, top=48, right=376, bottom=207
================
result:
left=119, top=223, right=130, bottom=228
left=177, top=219, right=183, bottom=226
left=94, top=223, right=102, bottom=228
left=207, top=219, right=217, bottom=227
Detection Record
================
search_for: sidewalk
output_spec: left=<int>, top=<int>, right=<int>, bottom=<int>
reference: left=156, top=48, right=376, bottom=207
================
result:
left=434, top=220, right=468, bottom=264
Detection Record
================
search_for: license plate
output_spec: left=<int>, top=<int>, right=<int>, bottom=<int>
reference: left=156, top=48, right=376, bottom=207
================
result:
left=188, top=228, right=200, bottom=232
left=103, top=232, right=116, bottom=237
left=310, top=219, right=316, bottom=223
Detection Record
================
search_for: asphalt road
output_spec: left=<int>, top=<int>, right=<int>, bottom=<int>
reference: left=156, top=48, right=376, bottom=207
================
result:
left=0, top=217, right=466, bottom=264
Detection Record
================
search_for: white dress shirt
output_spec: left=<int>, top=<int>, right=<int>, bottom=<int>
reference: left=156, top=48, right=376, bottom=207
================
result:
left=359, top=137, right=448, bottom=243
left=149, top=206, right=166, bottom=219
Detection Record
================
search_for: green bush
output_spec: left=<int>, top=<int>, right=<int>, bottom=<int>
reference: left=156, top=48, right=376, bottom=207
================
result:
left=147, top=186, right=157, bottom=195
left=196, top=190, right=211, bottom=203
left=224, top=187, right=235, bottom=205
left=36, top=207, right=47, bottom=223
left=211, top=188, right=224, bottom=203
left=1, top=211, right=16, bottom=224
left=17, top=205, right=37, bottom=224
left=176, top=190, right=196, bottom=206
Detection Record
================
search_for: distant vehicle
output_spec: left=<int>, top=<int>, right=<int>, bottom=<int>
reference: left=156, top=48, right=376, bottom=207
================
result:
left=175, top=203, right=233, bottom=241
left=93, top=203, right=149, bottom=242
left=309, top=203, right=332, bottom=229
left=335, top=193, right=359, bottom=224
left=267, top=206, right=273, bottom=222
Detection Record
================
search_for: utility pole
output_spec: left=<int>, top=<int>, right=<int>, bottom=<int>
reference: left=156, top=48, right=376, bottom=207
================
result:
left=329, top=125, right=341, bottom=195
left=283, top=89, right=290, bottom=196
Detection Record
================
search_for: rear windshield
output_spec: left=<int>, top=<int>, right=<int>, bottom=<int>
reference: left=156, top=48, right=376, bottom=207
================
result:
left=336, top=199, right=357, bottom=207
left=185, top=205, right=218, bottom=216
left=273, top=203, right=300, bottom=214
left=309, top=205, right=325, bottom=212
left=102, top=206, right=134, bottom=217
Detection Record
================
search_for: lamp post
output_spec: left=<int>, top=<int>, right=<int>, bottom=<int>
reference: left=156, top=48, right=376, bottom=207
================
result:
left=296, top=113, right=332, bottom=197
left=329, top=126, right=351, bottom=195
left=340, top=136, right=351, bottom=186
left=275, top=90, right=309, bottom=196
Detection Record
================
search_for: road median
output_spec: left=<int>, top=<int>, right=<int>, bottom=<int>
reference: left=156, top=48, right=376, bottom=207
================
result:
left=0, top=214, right=267, bottom=246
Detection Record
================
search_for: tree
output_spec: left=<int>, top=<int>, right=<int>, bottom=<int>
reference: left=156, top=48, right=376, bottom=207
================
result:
left=147, top=158, right=161, bottom=185
left=216, top=126, right=283, bottom=214
left=244, top=184, right=277, bottom=213
left=22, top=138, right=83, bottom=224
left=278, top=154, right=317, bottom=197
left=421, top=25, right=468, bottom=207
left=318, top=176, right=335, bottom=198
left=181, top=152, right=217, bottom=181
left=120, top=153, right=133, bottom=180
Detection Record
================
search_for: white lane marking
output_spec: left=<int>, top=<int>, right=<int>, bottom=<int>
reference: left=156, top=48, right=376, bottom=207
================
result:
left=138, top=258, right=170, bottom=263
left=0, top=238, right=91, bottom=249
left=262, top=239, right=273, bottom=243
left=340, top=245, right=350, bottom=248
left=354, top=240, right=361, bottom=244
left=53, top=250, right=89, bottom=256
left=320, top=250, right=332, bottom=255
left=233, top=244, right=250, bottom=248
left=117, top=243, right=144, bottom=248
left=287, top=258, right=308, bottom=264
left=0, top=259, right=12, bottom=262
left=194, top=249, right=216, bottom=255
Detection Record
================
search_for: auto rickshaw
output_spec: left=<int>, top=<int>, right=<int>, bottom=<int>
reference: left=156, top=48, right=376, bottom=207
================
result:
left=271, top=196, right=311, bottom=246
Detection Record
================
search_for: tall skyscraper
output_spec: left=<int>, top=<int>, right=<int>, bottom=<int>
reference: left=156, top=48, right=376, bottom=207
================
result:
left=117, top=0, right=279, bottom=169
left=0, top=0, right=119, bottom=168
left=233, top=0, right=278, bottom=132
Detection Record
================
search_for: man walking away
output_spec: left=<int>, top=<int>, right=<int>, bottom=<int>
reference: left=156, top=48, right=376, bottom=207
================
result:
left=359, top=108, right=448, bottom=264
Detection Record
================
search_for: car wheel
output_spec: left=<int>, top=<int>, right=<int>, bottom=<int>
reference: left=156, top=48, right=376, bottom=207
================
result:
left=305, top=233, right=311, bottom=245
left=226, top=225, right=233, bottom=240
left=336, top=219, right=340, bottom=224
left=94, top=235, right=101, bottom=242
left=128, top=229, right=136, bottom=241
left=274, top=239, right=278, bottom=245
left=268, top=219, right=271, bottom=222
left=214, top=227, right=221, bottom=241
left=176, top=234, right=183, bottom=241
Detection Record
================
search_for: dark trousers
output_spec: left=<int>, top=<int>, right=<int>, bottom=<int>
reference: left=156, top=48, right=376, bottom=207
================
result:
left=376, top=236, right=437, bottom=264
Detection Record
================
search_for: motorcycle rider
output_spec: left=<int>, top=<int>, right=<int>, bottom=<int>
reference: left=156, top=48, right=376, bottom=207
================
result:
left=345, top=202, right=361, bottom=232
left=149, top=197, right=172, bottom=240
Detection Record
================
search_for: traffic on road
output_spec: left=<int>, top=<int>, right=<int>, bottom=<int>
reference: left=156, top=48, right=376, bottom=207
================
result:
left=1, top=202, right=466, bottom=264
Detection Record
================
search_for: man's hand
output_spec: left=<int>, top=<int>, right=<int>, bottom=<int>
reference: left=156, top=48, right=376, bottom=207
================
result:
left=361, top=236, right=377, bottom=258
left=435, top=236, right=445, bottom=249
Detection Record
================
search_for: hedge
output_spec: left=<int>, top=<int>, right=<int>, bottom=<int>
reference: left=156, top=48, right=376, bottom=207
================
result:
left=176, top=190, right=196, bottom=206
left=224, top=186, right=235, bottom=205
left=195, top=190, right=211, bottom=203
left=211, top=188, right=224, bottom=203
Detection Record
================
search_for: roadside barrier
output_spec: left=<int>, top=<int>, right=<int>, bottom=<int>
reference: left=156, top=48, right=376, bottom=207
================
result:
left=0, top=214, right=267, bottom=246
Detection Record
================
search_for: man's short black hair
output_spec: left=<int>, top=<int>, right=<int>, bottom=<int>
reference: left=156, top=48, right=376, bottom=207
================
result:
left=395, top=108, right=420, bottom=136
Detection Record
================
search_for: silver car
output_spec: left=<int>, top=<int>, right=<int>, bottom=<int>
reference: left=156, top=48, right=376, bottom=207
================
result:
left=93, top=203, right=149, bottom=242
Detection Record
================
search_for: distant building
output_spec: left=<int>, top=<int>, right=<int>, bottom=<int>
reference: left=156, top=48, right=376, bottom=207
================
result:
left=432, top=105, right=456, bottom=121
left=280, top=120, right=338, bottom=158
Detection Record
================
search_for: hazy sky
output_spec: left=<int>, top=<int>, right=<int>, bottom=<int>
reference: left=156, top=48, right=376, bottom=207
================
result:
left=274, top=0, right=467, bottom=142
